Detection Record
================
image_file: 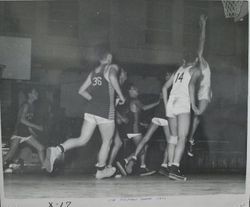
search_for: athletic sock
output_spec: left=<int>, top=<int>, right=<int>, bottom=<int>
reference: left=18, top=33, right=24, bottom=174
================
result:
left=57, top=145, right=64, bottom=153
left=189, top=139, right=195, bottom=145
left=132, top=155, right=137, bottom=161
left=168, top=162, right=172, bottom=167
left=140, top=164, right=146, bottom=168
left=172, top=163, right=180, bottom=167
left=161, top=163, right=168, bottom=168
left=95, top=163, right=105, bottom=171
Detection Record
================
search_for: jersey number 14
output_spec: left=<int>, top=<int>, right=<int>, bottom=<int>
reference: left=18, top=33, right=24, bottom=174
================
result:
left=175, top=72, right=184, bottom=83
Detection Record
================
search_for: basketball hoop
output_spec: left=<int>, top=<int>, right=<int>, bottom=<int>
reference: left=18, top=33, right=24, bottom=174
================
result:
left=221, top=0, right=244, bottom=18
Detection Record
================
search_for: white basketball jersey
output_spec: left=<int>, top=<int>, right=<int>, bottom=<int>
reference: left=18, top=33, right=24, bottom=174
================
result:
left=170, top=65, right=192, bottom=99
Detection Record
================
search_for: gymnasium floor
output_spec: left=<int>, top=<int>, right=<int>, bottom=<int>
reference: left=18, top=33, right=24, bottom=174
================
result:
left=3, top=173, right=245, bottom=198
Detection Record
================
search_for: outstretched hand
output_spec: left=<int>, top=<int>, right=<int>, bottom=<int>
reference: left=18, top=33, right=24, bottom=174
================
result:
left=199, top=14, right=207, bottom=27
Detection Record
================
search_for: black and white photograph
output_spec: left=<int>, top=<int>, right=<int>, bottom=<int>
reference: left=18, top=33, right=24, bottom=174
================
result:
left=0, top=0, right=249, bottom=207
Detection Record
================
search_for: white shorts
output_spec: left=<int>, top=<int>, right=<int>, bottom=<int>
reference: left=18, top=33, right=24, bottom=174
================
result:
left=84, top=113, right=114, bottom=125
left=127, top=133, right=141, bottom=139
left=166, top=96, right=190, bottom=118
left=11, top=135, right=32, bottom=143
left=198, top=86, right=212, bottom=102
left=152, top=118, right=168, bottom=126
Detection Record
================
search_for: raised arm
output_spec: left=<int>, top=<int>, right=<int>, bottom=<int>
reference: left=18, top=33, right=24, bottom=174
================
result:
left=78, top=73, right=92, bottom=100
left=197, top=14, right=207, bottom=59
left=109, top=65, right=126, bottom=104
left=189, top=69, right=202, bottom=115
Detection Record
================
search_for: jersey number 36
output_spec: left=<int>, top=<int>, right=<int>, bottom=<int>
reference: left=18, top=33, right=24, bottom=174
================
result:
left=93, top=77, right=103, bottom=86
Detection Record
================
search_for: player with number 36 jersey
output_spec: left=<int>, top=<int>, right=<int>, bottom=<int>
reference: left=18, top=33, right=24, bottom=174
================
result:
left=86, top=64, right=116, bottom=120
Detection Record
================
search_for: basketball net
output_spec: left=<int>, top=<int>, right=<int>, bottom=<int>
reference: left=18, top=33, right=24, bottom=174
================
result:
left=221, top=0, right=244, bottom=18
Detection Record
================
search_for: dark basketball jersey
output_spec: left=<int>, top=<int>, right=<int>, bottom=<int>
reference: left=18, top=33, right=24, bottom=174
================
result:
left=14, top=102, right=34, bottom=137
left=85, top=65, right=115, bottom=119
left=153, top=98, right=166, bottom=119
left=122, top=99, right=143, bottom=134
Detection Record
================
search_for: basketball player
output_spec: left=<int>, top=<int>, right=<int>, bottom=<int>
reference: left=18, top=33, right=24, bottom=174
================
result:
left=116, top=72, right=174, bottom=176
left=163, top=15, right=209, bottom=181
left=112, top=84, right=160, bottom=176
left=3, top=88, right=45, bottom=173
left=44, top=50, right=126, bottom=179
left=106, top=69, right=128, bottom=170
left=187, top=14, right=212, bottom=157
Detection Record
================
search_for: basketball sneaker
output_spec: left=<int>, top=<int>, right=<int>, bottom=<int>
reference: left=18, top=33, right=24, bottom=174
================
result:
left=158, top=166, right=169, bottom=176
left=139, top=166, right=156, bottom=176
left=125, top=158, right=137, bottom=174
left=44, top=147, right=62, bottom=173
left=3, top=160, right=11, bottom=171
left=95, top=166, right=116, bottom=179
left=9, top=159, right=24, bottom=171
left=116, top=159, right=128, bottom=176
left=4, top=168, right=13, bottom=173
left=111, top=166, right=123, bottom=178
left=168, top=165, right=187, bottom=181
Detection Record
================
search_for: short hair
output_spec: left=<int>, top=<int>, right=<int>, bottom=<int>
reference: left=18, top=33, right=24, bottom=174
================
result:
left=183, top=50, right=196, bottom=63
left=24, top=87, right=37, bottom=98
left=97, top=48, right=111, bottom=61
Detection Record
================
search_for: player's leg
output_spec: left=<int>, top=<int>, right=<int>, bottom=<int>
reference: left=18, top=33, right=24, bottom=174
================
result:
left=159, top=118, right=177, bottom=176
left=162, top=124, right=171, bottom=165
left=44, top=118, right=97, bottom=173
left=124, top=123, right=158, bottom=175
left=159, top=124, right=177, bottom=177
left=26, top=136, right=45, bottom=168
left=117, top=122, right=158, bottom=175
left=3, top=138, right=20, bottom=166
left=131, top=134, right=154, bottom=176
left=189, top=99, right=209, bottom=142
left=96, top=121, right=116, bottom=179
left=131, top=134, right=144, bottom=164
left=97, top=122, right=115, bottom=167
left=187, top=99, right=209, bottom=157
left=167, top=117, right=178, bottom=165
left=174, top=113, right=190, bottom=164
left=107, top=129, right=123, bottom=167
left=169, top=113, right=190, bottom=181
left=61, top=121, right=97, bottom=151
left=133, top=122, right=158, bottom=158
left=187, top=115, right=200, bottom=157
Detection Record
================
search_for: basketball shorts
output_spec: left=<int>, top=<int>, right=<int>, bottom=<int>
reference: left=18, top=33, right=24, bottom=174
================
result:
left=166, top=96, right=190, bottom=118
left=198, top=85, right=212, bottom=102
left=126, top=133, right=142, bottom=139
left=84, top=113, right=114, bottom=124
left=152, top=117, right=168, bottom=126
left=11, top=135, right=32, bottom=143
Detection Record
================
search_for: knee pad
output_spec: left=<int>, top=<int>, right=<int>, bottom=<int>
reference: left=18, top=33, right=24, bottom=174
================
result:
left=168, top=136, right=178, bottom=145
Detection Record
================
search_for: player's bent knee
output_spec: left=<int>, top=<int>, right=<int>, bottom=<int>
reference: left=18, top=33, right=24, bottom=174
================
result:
left=168, top=136, right=178, bottom=144
left=116, top=140, right=123, bottom=148
left=38, top=145, right=45, bottom=152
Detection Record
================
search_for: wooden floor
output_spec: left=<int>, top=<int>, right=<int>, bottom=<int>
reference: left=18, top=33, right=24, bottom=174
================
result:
left=3, top=173, right=246, bottom=198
